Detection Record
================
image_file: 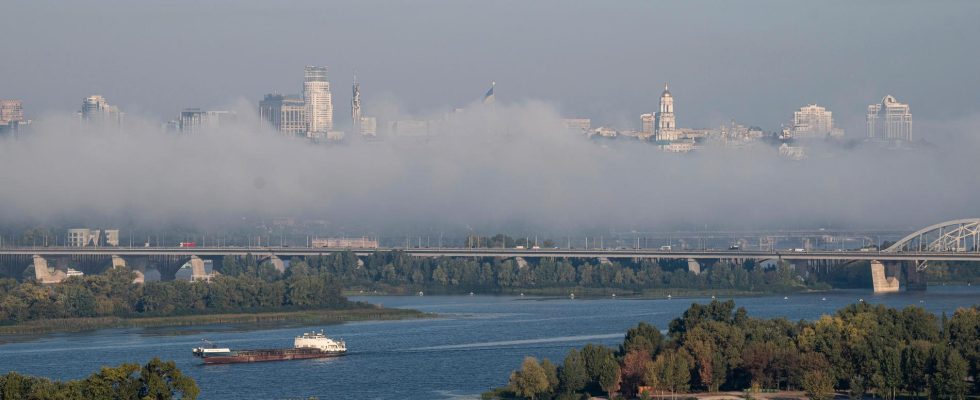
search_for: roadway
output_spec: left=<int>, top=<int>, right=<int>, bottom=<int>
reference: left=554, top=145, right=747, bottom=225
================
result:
left=2, top=247, right=980, bottom=262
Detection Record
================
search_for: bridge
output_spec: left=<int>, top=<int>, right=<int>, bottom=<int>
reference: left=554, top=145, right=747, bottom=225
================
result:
left=2, top=247, right=980, bottom=262
left=3, top=218, right=977, bottom=292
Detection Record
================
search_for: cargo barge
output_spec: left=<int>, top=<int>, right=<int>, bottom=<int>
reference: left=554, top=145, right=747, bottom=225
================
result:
left=192, top=331, right=346, bottom=364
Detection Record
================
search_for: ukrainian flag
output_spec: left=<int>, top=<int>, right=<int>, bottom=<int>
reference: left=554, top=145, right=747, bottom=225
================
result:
left=483, top=82, right=495, bottom=104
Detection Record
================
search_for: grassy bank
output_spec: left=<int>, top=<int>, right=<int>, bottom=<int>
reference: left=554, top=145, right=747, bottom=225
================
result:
left=0, top=307, right=431, bottom=335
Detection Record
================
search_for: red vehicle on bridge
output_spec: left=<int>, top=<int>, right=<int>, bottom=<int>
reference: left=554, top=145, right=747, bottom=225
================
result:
left=179, top=242, right=197, bottom=248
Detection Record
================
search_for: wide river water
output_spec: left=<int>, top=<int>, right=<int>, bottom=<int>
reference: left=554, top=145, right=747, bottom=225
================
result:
left=1, top=287, right=978, bottom=399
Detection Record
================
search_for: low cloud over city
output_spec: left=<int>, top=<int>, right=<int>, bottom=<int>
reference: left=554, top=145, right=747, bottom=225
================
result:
left=1, top=0, right=979, bottom=235
left=1, top=101, right=977, bottom=234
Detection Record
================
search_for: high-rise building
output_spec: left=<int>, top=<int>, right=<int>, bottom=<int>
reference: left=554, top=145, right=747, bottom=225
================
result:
left=67, top=228, right=119, bottom=247
left=304, top=66, right=333, bottom=137
left=280, top=96, right=307, bottom=136
left=359, top=116, right=377, bottom=137
left=867, top=95, right=912, bottom=142
left=0, top=100, right=24, bottom=123
left=0, top=100, right=27, bottom=134
left=351, top=74, right=361, bottom=133
left=655, top=83, right=677, bottom=141
left=79, top=95, right=124, bottom=125
left=640, top=113, right=654, bottom=136
left=791, top=104, right=842, bottom=139
left=259, top=94, right=284, bottom=130
left=260, top=93, right=306, bottom=137
left=176, top=108, right=235, bottom=133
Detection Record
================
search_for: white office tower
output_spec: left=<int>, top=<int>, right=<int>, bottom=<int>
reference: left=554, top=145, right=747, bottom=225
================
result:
left=304, top=66, right=333, bottom=138
left=79, top=95, right=124, bottom=125
left=655, top=83, right=677, bottom=141
left=867, top=95, right=912, bottom=142
left=791, top=104, right=843, bottom=139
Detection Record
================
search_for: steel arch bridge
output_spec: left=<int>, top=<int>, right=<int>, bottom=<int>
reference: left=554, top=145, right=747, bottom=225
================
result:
left=883, top=218, right=980, bottom=271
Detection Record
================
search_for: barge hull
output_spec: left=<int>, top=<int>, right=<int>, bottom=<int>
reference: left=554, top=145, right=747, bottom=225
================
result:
left=202, top=350, right=345, bottom=364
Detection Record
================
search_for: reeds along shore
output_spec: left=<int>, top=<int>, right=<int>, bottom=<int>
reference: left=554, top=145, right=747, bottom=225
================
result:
left=0, top=307, right=429, bottom=335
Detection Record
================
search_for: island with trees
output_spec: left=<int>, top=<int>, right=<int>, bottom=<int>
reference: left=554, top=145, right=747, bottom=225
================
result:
left=0, top=260, right=426, bottom=334
left=485, top=300, right=980, bottom=400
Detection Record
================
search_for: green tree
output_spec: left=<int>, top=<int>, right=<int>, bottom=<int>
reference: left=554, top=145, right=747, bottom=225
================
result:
left=581, top=344, right=615, bottom=386
left=879, top=346, right=902, bottom=400
left=596, top=355, right=621, bottom=397
left=509, top=357, right=550, bottom=400
left=83, top=363, right=141, bottom=399
left=928, top=346, right=968, bottom=400
left=620, top=322, right=663, bottom=356
left=801, top=370, right=835, bottom=400
left=540, top=359, right=560, bottom=397
left=139, top=357, right=200, bottom=400
left=559, top=348, right=588, bottom=394
left=848, top=376, right=865, bottom=400
left=902, top=340, right=931, bottom=397
left=0, top=359, right=197, bottom=399
left=944, top=307, right=979, bottom=394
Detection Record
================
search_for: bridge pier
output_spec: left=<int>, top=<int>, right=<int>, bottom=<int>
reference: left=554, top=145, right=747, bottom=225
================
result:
left=687, top=258, right=701, bottom=275
left=870, top=260, right=900, bottom=293
left=270, top=255, right=286, bottom=273
left=32, top=255, right=67, bottom=284
left=189, top=256, right=211, bottom=282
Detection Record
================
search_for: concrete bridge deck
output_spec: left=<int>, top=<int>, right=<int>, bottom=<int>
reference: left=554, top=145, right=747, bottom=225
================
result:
left=2, top=246, right=979, bottom=262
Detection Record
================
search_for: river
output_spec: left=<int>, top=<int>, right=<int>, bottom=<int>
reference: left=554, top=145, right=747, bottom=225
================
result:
left=0, top=286, right=977, bottom=399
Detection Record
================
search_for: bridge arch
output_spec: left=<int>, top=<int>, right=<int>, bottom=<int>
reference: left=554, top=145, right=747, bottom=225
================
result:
left=883, top=218, right=980, bottom=253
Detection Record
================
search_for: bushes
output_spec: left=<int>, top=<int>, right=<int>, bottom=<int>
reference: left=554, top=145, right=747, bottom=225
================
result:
left=0, top=260, right=351, bottom=325
left=0, top=358, right=198, bottom=399
left=489, top=301, right=980, bottom=400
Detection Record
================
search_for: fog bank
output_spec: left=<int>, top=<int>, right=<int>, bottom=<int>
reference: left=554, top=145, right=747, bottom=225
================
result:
left=0, top=101, right=977, bottom=234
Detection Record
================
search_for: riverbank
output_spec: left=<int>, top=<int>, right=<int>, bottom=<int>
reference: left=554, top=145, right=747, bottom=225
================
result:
left=0, top=307, right=431, bottom=336
left=4, top=288, right=977, bottom=400
left=345, top=285, right=826, bottom=299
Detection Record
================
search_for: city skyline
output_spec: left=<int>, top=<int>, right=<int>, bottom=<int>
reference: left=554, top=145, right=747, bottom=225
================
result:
left=1, top=3, right=978, bottom=400
left=0, top=0, right=977, bottom=233
left=2, top=1, right=978, bottom=134
left=1, top=77, right=920, bottom=145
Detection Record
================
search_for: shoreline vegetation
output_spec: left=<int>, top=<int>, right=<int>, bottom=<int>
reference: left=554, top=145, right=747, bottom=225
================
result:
left=0, top=262, right=433, bottom=337
left=0, top=358, right=200, bottom=399
left=0, top=307, right=429, bottom=336
left=1, top=249, right=974, bottom=337
left=484, top=300, right=980, bottom=400
left=296, top=251, right=827, bottom=296
left=346, top=287, right=833, bottom=299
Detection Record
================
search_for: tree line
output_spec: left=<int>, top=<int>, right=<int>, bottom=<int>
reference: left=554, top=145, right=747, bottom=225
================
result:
left=487, top=301, right=979, bottom=400
left=0, top=257, right=353, bottom=324
left=0, top=358, right=198, bottom=399
left=0, top=250, right=817, bottom=324
left=292, top=251, right=814, bottom=294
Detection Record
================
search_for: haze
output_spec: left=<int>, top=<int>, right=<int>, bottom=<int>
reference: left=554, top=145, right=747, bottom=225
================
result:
left=1, top=0, right=979, bottom=234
